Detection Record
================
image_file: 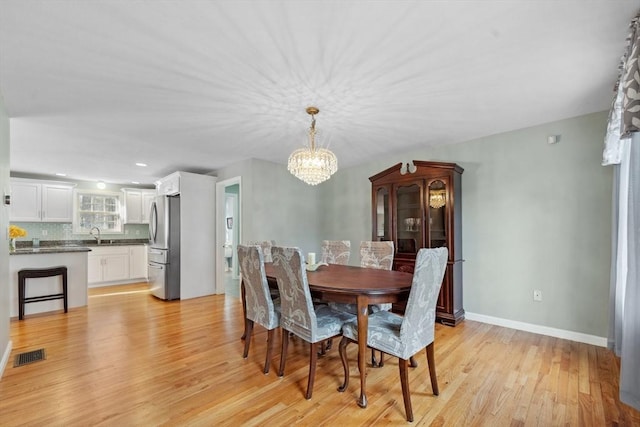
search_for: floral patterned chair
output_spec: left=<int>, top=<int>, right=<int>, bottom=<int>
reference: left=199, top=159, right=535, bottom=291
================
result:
left=270, top=246, right=356, bottom=399
left=247, top=240, right=276, bottom=263
left=337, top=247, right=449, bottom=422
left=237, top=244, right=280, bottom=374
left=359, top=240, right=394, bottom=270
left=320, top=240, right=351, bottom=265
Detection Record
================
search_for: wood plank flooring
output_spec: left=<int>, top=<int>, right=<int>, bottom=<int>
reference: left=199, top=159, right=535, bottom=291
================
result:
left=1, top=283, right=639, bottom=426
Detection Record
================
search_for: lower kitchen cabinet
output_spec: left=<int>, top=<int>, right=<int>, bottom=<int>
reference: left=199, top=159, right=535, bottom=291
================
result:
left=129, top=245, right=148, bottom=279
left=88, top=245, right=148, bottom=286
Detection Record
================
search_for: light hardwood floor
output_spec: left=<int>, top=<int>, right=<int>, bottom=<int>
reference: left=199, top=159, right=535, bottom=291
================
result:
left=1, top=283, right=639, bottom=426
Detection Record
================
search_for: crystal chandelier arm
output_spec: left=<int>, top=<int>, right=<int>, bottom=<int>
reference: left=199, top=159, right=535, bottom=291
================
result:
left=309, top=114, right=316, bottom=151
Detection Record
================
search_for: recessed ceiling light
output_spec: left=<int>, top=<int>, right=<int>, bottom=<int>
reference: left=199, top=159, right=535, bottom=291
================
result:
left=135, top=162, right=147, bottom=167
left=97, top=181, right=106, bottom=189
left=131, top=181, right=140, bottom=184
left=55, top=173, right=67, bottom=177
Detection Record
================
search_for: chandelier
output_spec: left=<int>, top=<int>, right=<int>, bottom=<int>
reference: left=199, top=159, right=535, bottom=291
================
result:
left=429, top=189, right=446, bottom=209
left=287, top=107, right=338, bottom=185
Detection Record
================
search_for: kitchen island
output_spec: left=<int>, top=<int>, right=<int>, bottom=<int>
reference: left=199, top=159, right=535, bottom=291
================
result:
left=9, top=246, right=91, bottom=319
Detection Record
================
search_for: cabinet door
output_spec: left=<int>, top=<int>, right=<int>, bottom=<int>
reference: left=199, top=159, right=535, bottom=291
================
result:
left=426, top=178, right=450, bottom=250
left=102, top=254, right=130, bottom=282
left=141, top=191, right=156, bottom=224
left=129, top=245, right=148, bottom=279
left=42, top=184, right=74, bottom=222
left=87, top=255, right=103, bottom=284
left=394, top=181, right=424, bottom=255
left=372, top=186, right=391, bottom=241
left=124, top=191, right=143, bottom=224
left=10, top=181, right=42, bottom=221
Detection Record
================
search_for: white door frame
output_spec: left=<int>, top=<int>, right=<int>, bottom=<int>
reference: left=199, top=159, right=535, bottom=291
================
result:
left=215, top=176, right=242, bottom=294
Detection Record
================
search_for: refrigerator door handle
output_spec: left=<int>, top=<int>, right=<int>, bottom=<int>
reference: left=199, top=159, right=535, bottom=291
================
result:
left=148, top=264, right=163, bottom=269
left=149, top=201, right=158, bottom=244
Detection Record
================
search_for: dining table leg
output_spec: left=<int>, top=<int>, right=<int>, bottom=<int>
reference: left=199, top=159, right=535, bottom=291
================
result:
left=356, top=295, right=369, bottom=408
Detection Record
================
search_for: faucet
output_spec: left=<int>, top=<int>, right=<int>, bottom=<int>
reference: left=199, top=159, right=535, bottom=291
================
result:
left=89, top=227, right=101, bottom=245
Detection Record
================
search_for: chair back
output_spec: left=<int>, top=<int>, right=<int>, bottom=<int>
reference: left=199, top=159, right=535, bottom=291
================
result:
left=360, top=241, right=394, bottom=270
left=237, top=245, right=279, bottom=329
left=399, top=247, right=448, bottom=351
left=247, top=240, right=275, bottom=262
left=271, top=246, right=318, bottom=341
left=321, top=240, right=351, bottom=265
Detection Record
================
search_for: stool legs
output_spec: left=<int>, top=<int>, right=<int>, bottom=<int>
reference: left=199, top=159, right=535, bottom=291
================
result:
left=18, top=266, right=68, bottom=320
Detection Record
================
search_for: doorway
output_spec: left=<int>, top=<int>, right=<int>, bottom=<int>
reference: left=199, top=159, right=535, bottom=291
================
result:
left=215, top=177, right=241, bottom=296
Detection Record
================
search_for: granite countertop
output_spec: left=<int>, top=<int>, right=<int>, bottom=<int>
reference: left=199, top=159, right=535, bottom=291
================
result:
left=10, top=246, right=92, bottom=255
left=10, top=239, right=149, bottom=255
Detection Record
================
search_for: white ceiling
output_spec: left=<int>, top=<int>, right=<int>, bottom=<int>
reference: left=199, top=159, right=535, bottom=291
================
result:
left=0, top=1, right=637, bottom=185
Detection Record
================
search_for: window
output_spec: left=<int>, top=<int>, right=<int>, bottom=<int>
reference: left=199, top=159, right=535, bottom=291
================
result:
left=73, top=190, right=123, bottom=234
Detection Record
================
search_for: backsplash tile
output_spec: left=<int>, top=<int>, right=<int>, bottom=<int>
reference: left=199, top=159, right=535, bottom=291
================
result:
left=11, top=222, right=149, bottom=243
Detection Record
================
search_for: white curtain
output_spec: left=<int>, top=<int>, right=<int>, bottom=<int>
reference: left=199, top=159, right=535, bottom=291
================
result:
left=605, top=11, right=640, bottom=412
left=608, top=135, right=640, bottom=411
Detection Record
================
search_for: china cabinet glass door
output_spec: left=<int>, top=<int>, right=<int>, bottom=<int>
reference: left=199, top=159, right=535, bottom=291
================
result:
left=395, top=182, right=423, bottom=254
left=374, top=187, right=390, bottom=241
left=427, top=179, right=447, bottom=248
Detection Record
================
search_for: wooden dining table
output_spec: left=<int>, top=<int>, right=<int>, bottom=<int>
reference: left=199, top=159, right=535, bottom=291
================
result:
left=242, top=263, right=414, bottom=408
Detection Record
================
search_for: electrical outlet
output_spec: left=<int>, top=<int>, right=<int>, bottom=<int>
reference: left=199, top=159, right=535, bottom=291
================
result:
left=533, top=289, right=542, bottom=301
left=42, top=230, right=48, bottom=236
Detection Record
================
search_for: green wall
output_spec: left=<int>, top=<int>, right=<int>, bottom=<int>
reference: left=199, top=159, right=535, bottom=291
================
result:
left=217, top=158, right=321, bottom=256
left=319, top=111, right=612, bottom=337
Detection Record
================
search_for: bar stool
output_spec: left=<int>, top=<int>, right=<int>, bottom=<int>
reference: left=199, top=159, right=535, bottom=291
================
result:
left=18, top=266, right=68, bottom=320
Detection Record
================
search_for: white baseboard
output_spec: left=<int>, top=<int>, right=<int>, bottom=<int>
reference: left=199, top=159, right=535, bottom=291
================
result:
left=465, top=312, right=607, bottom=347
left=0, top=340, right=13, bottom=379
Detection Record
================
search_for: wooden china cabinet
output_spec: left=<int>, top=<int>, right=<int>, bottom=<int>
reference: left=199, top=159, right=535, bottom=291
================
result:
left=369, top=160, right=464, bottom=326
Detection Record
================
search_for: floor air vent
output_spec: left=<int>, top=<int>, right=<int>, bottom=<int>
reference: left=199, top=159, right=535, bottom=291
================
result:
left=14, top=348, right=46, bottom=367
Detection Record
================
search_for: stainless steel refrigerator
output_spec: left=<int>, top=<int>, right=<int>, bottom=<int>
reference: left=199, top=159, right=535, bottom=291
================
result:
left=148, top=195, right=180, bottom=300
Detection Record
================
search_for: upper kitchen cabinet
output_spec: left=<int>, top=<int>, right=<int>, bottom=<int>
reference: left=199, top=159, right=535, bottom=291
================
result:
left=10, top=178, right=75, bottom=222
left=370, top=161, right=464, bottom=326
left=122, top=188, right=156, bottom=224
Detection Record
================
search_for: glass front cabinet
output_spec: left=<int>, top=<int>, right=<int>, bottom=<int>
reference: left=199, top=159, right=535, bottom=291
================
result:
left=370, top=161, right=464, bottom=326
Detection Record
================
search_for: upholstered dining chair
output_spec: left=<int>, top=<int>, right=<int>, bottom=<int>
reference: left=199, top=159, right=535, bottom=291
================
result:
left=320, top=240, right=351, bottom=265
left=338, top=247, right=448, bottom=422
left=237, top=244, right=280, bottom=374
left=270, top=246, right=356, bottom=399
left=247, top=240, right=276, bottom=263
left=328, top=240, right=395, bottom=364
left=360, top=240, right=394, bottom=270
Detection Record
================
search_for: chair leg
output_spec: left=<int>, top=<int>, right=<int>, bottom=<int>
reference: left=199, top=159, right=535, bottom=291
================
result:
left=278, top=328, right=289, bottom=377
left=318, top=339, right=327, bottom=356
left=263, top=328, right=275, bottom=375
left=399, top=358, right=414, bottom=422
left=426, top=342, right=439, bottom=395
left=371, top=349, right=385, bottom=368
left=306, top=342, right=318, bottom=399
left=338, top=336, right=351, bottom=392
left=243, top=319, right=254, bottom=358
left=326, top=338, right=333, bottom=350
left=410, top=356, right=418, bottom=368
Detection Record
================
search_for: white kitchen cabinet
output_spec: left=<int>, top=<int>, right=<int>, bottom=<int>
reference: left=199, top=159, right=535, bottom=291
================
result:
left=88, top=245, right=148, bottom=286
left=129, top=245, right=148, bottom=280
left=10, top=178, right=74, bottom=222
left=88, top=246, right=130, bottom=285
left=122, top=189, right=156, bottom=224
left=156, top=172, right=180, bottom=195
